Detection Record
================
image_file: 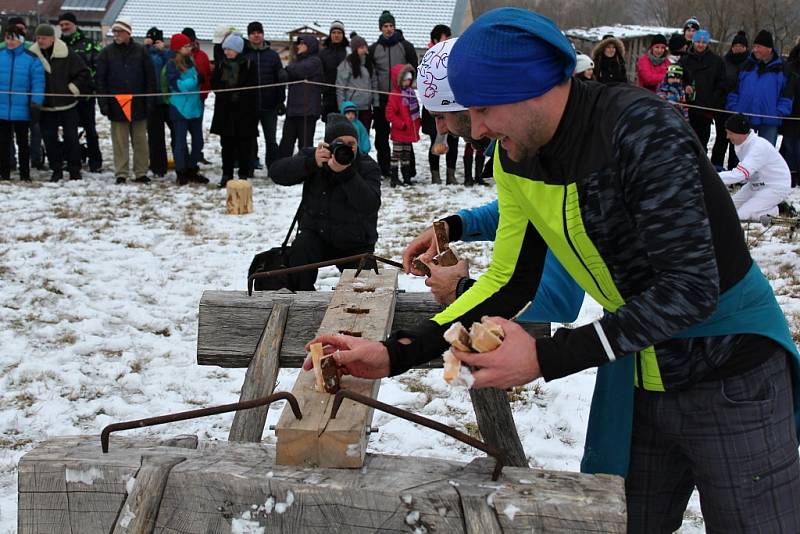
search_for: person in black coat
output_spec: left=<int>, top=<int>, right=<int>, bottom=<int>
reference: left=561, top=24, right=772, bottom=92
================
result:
left=210, top=34, right=258, bottom=188
left=319, top=21, right=349, bottom=123
left=245, top=21, right=285, bottom=170
left=277, top=35, right=324, bottom=159
left=712, top=31, right=749, bottom=170
left=270, top=113, right=381, bottom=291
left=592, top=36, right=627, bottom=84
left=95, top=17, right=156, bottom=183
left=679, top=30, right=726, bottom=152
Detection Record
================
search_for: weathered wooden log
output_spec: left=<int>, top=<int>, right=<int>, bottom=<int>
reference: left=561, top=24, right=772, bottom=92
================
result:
left=19, top=436, right=627, bottom=533
left=197, top=290, right=551, bottom=368
left=228, top=303, right=288, bottom=442
left=275, top=270, right=398, bottom=469
left=111, top=455, right=186, bottom=534
left=225, top=179, right=252, bottom=215
left=470, top=388, right=528, bottom=467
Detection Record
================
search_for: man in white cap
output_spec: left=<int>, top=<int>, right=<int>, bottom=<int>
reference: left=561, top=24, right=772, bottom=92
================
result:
left=96, top=17, right=157, bottom=184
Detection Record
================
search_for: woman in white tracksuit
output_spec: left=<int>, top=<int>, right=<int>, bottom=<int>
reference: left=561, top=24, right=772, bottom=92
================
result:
left=718, top=114, right=791, bottom=220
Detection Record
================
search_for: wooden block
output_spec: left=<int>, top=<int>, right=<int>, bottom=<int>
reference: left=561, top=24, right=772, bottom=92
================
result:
left=275, top=270, right=398, bottom=468
left=309, top=342, right=325, bottom=392
left=444, top=322, right=471, bottom=352
left=225, top=179, right=253, bottom=215
left=436, top=247, right=459, bottom=267
left=433, top=220, right=449, bottom=255
left=469, top=322, right=503, bottom=353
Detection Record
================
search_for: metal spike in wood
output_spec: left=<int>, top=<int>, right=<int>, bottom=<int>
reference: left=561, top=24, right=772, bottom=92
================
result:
left=228, top=303, right=289, bottom=442
left=275, top=270, right=397, bottom=468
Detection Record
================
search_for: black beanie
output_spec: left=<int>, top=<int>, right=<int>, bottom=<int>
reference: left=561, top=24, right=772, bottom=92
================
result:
left=725, top=114, right=750, bottom=134
left=732, top=31, right=748, bottom=48
left=181, top=27, right=196, bottom=41
left=146, top=26, right=163, bottom=42
left=57, top=12, right=77, bottom=25
left=753, top=29, right=773, bottom=49
left=379, top=10, right=395, bottom=28
left=650, top=34, right=667, bottom=48
left=247, top=21, right=264, bottom=35
left=668, top=34, right=687, bottom=54
left=325, top=113, right=358, bottom=142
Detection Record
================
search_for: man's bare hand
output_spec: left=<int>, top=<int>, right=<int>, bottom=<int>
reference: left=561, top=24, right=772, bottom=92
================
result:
left=303, top=334, right=390, bottom=379
left=424, top=258, right=469, bottom=305
left=450, top=317, right=541, bottom=389
left=314, top=142, right=331, bottom=168
left=402, top=221, right=449, bottom=274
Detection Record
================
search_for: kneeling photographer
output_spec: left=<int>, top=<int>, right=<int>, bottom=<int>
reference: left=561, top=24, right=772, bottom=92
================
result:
left=270, top=113, right=382, bottom=290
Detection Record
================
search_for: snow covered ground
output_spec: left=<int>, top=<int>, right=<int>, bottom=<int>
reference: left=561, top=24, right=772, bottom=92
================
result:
left=0, top=102, right=798, bottom=532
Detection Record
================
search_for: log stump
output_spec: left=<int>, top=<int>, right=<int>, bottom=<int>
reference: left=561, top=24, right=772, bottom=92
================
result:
left=225, top=179, right=253, bottom=215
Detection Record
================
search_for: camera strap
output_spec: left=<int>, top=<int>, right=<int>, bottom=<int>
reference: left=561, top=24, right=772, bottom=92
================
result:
left=282, top=193, right=304, bottom=249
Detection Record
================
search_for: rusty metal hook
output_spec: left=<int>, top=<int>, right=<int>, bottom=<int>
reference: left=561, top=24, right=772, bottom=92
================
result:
left=247, top=253, right=405, bottom=295
left=100, top=392, right=302, bottom=453
left=331, top=389, right=505, bottom=481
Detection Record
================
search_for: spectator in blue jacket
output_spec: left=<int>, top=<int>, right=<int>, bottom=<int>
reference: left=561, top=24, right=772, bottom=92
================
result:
left=166, top=33, right=207, bottom=185
left=340, top=101, right=371, bottom=155
left=726, top=29, right=793, bottom=146
left=0, top=24, right=45, bottom=181
left=144, top=26, right=170, bottom=177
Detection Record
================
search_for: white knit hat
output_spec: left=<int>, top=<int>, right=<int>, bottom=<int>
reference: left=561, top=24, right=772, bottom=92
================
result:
left=574, top=53, right=594, bottom=74
left=417, top=38, right=466, bottom=113
left=111, top=17, right=132, bottom=35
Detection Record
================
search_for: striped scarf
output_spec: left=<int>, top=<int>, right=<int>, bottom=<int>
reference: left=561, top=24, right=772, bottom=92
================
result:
left=402, top=87, right=420, bottom=121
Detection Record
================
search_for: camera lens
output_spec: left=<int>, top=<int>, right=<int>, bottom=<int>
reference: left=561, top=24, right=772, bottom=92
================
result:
left=330, top=140, right=355, bottom=165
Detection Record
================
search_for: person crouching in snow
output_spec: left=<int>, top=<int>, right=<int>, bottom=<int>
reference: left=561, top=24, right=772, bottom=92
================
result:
left=210, top=33, right=258, bottom=188
left=657, top=64, right=689, bottom=120
left=385, top=64, right=420, bottom=187
left=341, top=100, right=371, bottom=155
left=718, top=114, right=791, bottom=220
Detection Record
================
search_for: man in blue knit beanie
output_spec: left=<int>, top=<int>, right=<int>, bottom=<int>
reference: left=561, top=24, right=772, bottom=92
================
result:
left=305, top=8, right=800, bottom=533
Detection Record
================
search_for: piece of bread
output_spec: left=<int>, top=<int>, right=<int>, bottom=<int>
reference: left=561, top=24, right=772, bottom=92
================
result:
left=469, top=322, right=503, bottom=353
left=480, top=316, right=505, bottom=340
left=444, top=322, right=472, bottom=352
left=442, top=349, right=461, bottom=384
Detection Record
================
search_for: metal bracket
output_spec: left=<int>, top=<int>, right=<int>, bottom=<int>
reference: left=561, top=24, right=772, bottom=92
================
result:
left=100, top=392, right=302, bottom=453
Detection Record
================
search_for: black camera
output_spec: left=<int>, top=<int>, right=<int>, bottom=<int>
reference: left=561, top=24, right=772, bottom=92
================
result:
left=328, top=139, right=355, bottom=166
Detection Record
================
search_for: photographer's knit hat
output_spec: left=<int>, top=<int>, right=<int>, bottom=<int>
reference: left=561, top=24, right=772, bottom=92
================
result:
left=325, top=113, right=358, bottom=142
left=449, top=8, right=576, bottom=107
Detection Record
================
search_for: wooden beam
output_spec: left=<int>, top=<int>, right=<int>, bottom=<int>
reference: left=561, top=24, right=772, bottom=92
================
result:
left=228, top=302, right=288, bottom=442
left=111, top=455, right=186, bottom=534
left=275, top=270, right=398, bottom=468
left=19, top=437, right=627, bottom=534
left=197, top=290, right=551, bottom=368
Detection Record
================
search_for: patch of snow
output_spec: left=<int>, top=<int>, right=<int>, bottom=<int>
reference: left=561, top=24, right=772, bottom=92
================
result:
left=503, top=503, right=520, bottom=521
left=405, top=510, right=420, bottom=525
left=346, top=443, right=361, bottom=457
left=65, top=467, right=103, bottom=485
left=117, top=505, right=135, bottom=528
left=274, top=490, right=294, bottom=514
left=401, top=494, right=413, bottom=505
left=125, top=475, right=136, bottom=494
left=231, top=518, right=265, bottom=534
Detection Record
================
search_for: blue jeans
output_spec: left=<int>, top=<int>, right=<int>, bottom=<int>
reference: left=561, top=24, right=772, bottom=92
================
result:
left=755, top=124, right=779, bottom=146
left=172, top=116, right=203, bottom=172
left=258, top=108, right=279, bottom=168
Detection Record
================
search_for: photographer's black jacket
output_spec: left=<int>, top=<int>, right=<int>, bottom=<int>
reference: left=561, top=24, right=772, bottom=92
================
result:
left=270, top=148, right=381, bottom=249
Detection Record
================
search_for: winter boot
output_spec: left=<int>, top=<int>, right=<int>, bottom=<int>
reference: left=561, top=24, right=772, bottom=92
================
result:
left=133, top=175, right=151, bottom=184
left=445, top=167, right=457, bottom=185
left=464, top=152, right=474, bottom=186
left=189, top=167, right=209, bottom=184
left=49, top=169, right=63, bottom=183
left=176, top=169, right=189, bottom=186
left=218, top=175, right=233, bottom=189
left=475, top=153, right=485, bottom=179
left=431, top=168, right=441, bottom=184
left=390, top=167, right=401, bottom=188
left=401, top=165, right=415, bottom=186
left=69, top=170, right=82, bottom=181
left=115, top=176, right=127, bottom=184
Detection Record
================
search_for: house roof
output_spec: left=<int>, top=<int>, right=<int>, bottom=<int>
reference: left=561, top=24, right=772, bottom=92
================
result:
left=566, top=25, right=683, bottom=42
left=103, top=0, right=464, bottom=48
left=61, top=0, right=109, bottom=11
left=1, top=0, right=63, bottom=18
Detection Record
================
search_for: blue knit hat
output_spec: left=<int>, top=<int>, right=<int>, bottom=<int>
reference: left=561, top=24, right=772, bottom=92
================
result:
left=692, top=29, right=710, bottom=43
left=449, top=8, right=576, bottom=107
left=222, top=33, right=244, bottom=54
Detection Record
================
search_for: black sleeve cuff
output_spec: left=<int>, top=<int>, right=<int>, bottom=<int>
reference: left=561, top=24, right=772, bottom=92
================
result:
left=441, top=215, right=463, bottom=242
left=537, top=323, right=613, bottom=381
left=304, top=154, right=318, bottom=173
left=381, top=320, right=448, bottom=376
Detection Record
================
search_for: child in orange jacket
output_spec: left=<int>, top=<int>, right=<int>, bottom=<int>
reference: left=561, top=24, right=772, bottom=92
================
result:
left=385, top=63, right=420, bottom=187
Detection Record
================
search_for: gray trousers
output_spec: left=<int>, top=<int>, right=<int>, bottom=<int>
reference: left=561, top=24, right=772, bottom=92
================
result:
left=626, top=347, right=800, bottom=533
